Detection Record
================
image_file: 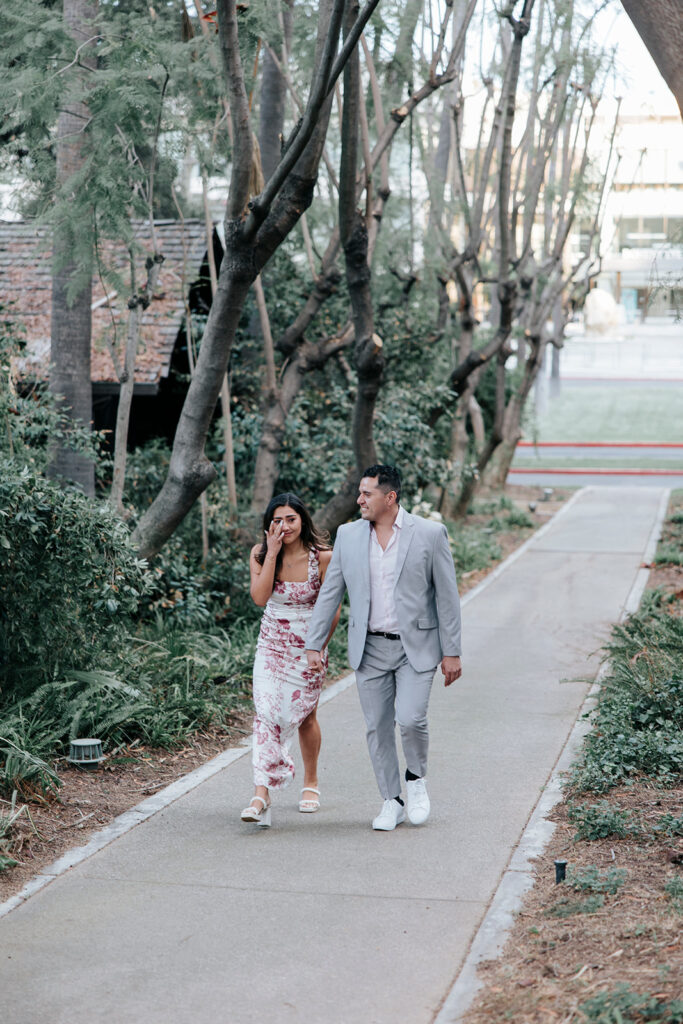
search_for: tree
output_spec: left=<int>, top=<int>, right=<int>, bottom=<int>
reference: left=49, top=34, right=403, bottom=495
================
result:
left=130, top=0, right=382, bottom=559
left=48, top=0, right=98, bottom=496
left=2, top=0, right=221, bottom=503
left=250, top=0, right=477, bottom=528
left=423, top=0, right=616, bottom=512
left=620, top=0, right=683, bottom=118
left=1, top=0, right=620, bottom=547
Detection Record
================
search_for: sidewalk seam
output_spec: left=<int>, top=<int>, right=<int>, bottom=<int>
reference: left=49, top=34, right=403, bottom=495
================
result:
left=0, top=487, right=589, bottom=922
left=432, top=486, right=670, bottom=1024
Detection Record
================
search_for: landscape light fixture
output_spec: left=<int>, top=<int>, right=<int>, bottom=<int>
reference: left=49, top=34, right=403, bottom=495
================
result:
left=554, top=859, right=567, bottom=884
left=543, top=488, right=553, bottom=501
left=68, top=738, right=104, bottom=771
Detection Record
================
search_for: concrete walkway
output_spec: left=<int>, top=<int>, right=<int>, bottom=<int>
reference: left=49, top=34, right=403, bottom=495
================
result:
left=0, top=487, right=666, bottom=1024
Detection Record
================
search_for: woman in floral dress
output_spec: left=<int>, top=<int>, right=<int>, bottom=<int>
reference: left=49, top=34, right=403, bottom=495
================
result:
left=241, top=493, right=339, bottom=827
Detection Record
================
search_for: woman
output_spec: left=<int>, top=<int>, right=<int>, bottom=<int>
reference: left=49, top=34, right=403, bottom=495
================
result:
left=241, top=493, right=339, bottom=827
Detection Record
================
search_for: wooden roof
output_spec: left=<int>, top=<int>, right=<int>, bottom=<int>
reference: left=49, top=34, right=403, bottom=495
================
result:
left=1, top=219, right=210, bottom=392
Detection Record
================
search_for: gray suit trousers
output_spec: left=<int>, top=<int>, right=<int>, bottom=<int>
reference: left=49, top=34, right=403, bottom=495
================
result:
left=355, top=635, right=435, bottom=800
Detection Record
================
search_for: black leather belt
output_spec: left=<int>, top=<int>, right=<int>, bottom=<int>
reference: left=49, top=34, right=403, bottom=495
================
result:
left=367, top=630, right=401, bottom=640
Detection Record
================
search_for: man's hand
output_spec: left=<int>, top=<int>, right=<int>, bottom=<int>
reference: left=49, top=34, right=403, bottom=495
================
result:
left=306, top=649, right=323, bottom=673
left=441, top=656, right=462, bottom=687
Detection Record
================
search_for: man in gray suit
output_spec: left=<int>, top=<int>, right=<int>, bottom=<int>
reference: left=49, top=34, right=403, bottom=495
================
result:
left=305, top=465, right=462, bottom=831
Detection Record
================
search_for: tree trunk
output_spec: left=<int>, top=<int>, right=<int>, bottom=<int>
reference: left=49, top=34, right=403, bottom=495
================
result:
left=550, top=295, right=562, bottom=396
left=441, top=267, right=477, bottom=518
left=449, top=2, right=536, bottom=512
left=110, top=253, right=164, bottom=513
left=250, top=349, right=306, bottom=512
left=258, top=1, right=293, bottom=183
left=48, top=0, right=97, bottom=496
left=202, top=169, right=238, bottom=507
left=315, top=0, right=383, bottom=532
left=478, top=435, right=518, bottom=490
left=481, top=332, right=545, bottom=489
left=453, top=344, right=508, bottom=517
left=620, top=0, right=683, bottom=117
left=132, top=0, right=384, bottom=558
left=251, top=324, right=353, bottom=513
left=252, top=1, right=473, bottom=524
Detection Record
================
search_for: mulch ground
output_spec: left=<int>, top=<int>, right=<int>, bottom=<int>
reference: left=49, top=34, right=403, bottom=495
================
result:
left=0, top=485, right=569, bottom=904
left=460, top=498, right=683, bottom=1024
left=461, top=785, right=683, bottom=1024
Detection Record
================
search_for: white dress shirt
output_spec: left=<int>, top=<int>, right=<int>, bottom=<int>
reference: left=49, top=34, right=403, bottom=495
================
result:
left=368, top=505, right=404, bottom=632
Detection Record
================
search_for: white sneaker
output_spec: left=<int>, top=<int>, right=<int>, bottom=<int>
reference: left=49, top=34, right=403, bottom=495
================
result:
left=372, top=799, right=406, bottom=831
left=406, top=778, right=430, bottom=825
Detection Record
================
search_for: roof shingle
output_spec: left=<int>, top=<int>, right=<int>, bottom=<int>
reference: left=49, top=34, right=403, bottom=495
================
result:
left=1, top=219, right=209, bottom=390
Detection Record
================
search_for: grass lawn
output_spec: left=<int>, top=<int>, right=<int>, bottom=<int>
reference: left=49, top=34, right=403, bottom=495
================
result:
left=528, top=385, right=683, bottom=443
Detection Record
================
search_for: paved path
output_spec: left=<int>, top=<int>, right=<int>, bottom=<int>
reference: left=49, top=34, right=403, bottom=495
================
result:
left=0, top=487, right=666, bottom=1024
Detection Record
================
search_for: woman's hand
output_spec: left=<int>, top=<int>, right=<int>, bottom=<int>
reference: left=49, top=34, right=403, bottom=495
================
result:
left=265, top=520, right=284, bottom=556
left=249, top=525, right=283, bottom=607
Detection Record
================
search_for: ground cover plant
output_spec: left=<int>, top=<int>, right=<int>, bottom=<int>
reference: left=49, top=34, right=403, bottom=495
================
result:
left=461, top=492, right=683, bottom=1023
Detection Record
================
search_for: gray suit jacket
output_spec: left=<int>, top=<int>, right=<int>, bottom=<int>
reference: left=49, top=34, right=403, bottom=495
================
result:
left=305, top=510, right=462, bottom=671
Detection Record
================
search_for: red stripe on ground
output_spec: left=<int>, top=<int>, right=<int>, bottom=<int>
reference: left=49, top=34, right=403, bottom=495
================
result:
left=508, top=468, right=683, bottom=476
left=559, top=377, right=683, bottom=383
left=516, top=441, right=683, bottom=449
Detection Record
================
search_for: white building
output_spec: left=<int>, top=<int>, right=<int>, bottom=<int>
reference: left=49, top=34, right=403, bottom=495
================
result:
left=590, top=89, right=683, bottom=318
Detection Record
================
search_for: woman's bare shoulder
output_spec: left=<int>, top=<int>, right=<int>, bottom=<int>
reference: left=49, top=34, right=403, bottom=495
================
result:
left=318, top=547, right=333, bottom=566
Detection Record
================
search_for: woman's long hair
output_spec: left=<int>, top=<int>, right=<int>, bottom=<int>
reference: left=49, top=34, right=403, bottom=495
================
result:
left=255, top=492, right=330, bottom=579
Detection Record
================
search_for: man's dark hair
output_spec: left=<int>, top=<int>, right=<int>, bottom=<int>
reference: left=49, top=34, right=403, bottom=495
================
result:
left=362, top=464, right=402, bottom=502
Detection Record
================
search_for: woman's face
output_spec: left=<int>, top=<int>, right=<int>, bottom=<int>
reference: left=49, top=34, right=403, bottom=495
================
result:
left=272, top=505, right=303, bottom=545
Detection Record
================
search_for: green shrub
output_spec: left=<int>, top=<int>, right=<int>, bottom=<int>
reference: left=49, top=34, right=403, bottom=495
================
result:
left=654, top=814, right=683, bottom=838
left=0, top=734, right=60, bottom=796
left=449, top=527, right=502, bottom=574
left=0, top=793, right=26, bottom=874
left=571, top=610, right=683, bottom=792
left=503, top=507, right=535, bottom=529
left=566, top=865, right=627, bottom=894
left=655, top=544, right=683, bottom=566
left=568, top=801, right=641, bottom=841
left=545, top=894, right=605, bottom=918
left=664, top=877, right=683, bottom=914
left=0, top=626, right=257, bottom=796
left=0, top=460, right=151, bottom=696
left=1, top=308, right=105, bottom=475
left=578, top=984, right=683, bottom=1023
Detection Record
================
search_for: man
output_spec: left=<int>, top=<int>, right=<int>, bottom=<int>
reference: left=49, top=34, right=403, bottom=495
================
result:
left=305, top=464, right=462, bottom=831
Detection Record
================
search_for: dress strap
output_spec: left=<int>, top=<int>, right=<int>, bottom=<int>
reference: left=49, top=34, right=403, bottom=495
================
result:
left=308, top=546, right=321, bottom=583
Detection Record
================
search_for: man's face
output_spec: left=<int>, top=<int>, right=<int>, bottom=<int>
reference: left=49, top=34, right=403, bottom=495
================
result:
left=357, top=476, right=396, bottom=522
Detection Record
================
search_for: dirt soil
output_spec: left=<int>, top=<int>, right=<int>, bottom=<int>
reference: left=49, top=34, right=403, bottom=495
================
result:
left=0, top=484, right=569, bottom=904
left=461, top=784, right=683, bottom=1024
left=460, top=494, right=683, bottom=1024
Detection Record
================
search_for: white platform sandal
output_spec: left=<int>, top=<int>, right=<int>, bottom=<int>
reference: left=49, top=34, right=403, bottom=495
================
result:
left=240, top=795, right=272, bottom=827
left=298, top=787, right=321, bottom=813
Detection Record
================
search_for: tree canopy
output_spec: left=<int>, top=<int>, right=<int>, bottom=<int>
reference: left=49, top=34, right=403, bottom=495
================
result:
left=0, top=0, right=618, bottom=554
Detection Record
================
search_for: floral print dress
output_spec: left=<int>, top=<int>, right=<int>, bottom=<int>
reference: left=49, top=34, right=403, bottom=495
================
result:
left=252, top=547, right=328, bottom=789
